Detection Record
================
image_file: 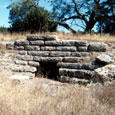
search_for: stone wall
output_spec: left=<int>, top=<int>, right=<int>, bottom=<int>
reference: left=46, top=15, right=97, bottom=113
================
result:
left=0, top=35, right=114, bottom=84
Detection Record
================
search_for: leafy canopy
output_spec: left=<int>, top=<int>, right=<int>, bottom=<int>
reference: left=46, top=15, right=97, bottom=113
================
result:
left=8, top=0, right=57, bottom=32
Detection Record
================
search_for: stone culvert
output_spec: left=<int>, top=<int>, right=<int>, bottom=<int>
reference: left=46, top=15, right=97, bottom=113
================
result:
left=0, top=35, right=114, bottom=84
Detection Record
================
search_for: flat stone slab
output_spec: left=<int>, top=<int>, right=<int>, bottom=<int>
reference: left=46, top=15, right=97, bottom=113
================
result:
left=60, top=76, right=90, bottom=84
left=10, top=74, right=32, bottom=81
left=96, top=54, right=114, bottom=64
left=95, top=64, right=115, bottom=81
left=88, top=42, right=108, bottom=52
left=27, top=35, right=58, bottom=41
left=59, top=68, right=94, bottom=79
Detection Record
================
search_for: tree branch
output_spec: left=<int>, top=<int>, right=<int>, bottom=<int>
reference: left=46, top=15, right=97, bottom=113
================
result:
left=72, top=0, right=88, bottom=23
left=56, top=21, right=77, bottom=34
left=62, top=15, right=84, bottom=21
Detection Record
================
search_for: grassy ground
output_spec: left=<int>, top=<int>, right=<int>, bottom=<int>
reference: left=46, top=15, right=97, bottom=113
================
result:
left=0, top=32, right=115, bottom=43
left=0, top=32, right=115, bottom=114
left=0, top=70, right=115, bottom=115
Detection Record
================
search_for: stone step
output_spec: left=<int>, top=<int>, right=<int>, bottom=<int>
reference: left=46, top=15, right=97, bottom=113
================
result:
left=9, top=72, right=35, bottom=81
left=59, top=68, right=95, bottom=79
left=57, top=62, right=103, bottom=70
left=60, top=76, right=90, bottom=85
left=11, top=65, right=37, bottom=73
left=62, top=57, right=92, bottom=63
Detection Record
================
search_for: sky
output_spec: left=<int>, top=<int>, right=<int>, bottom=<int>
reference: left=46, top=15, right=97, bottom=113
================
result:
left=0, top=0, right=68, bottom=32
left=0, top=0, right=51, bottom=27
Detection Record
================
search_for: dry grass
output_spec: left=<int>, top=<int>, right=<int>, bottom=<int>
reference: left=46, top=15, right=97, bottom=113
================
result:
left=0, top=70, right=115, bottom=115
left=0, top=32, right=115, bottom=43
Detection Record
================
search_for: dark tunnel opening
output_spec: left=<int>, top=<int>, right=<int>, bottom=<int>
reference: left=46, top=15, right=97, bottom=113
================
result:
left=35, top=62, right=59, bottom=81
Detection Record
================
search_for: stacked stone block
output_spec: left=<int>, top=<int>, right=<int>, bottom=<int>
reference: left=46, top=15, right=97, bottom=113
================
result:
left=1, top=34, right=109, bottom=83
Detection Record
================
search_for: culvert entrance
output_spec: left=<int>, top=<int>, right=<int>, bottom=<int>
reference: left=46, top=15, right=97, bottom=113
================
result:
left=35, top=62, right=59, bottom=81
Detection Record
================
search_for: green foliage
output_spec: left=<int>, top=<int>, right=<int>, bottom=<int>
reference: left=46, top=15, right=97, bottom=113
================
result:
left=24, top=8, right=57, bottom=32
left=8, top=0, right=57, bottom=32
left=0, top=27, right=8, bottom=33
left=49, top=0, right=115, bottom=33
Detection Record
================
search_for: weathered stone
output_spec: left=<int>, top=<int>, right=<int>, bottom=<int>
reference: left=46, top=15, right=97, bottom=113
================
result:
left=23, top=66, right=37, bottom=73
left=27, top=34, right=57, bottom=41
left=15, top=39, right=29, bottom=46
left=10, top=74, right=32, bottom=81
left=41, top=46, right=56, bottom=51
left=28, top=61, right=40, bottom=67
left=95, top=64, right=115, bottom=82
left=12, top=65, right=37, bottom=73
left=34, top=57, right=63, bottom=62
left=14, top=46, right=24, bottom=50
left=28, top=51, right=49, bottom=56
left=88, top=42, right=108, bottom=52
left=33, top=57, right=41, bottom=61
left=60, top=76, right=90, bottom=84
left=96, top=54, right=114, bottom=64
left=11, top=66, right=24, bottom=72
left=6, top=41, right=14, bottom=50
left=15, top=60, right=28, bottom=65
left=0, top=41, right=8, bottom=49
left=57, top=46, right=77, bottom=51
left=62, top=40, right=76, bottom=46
left=40, top=57, right=63, bottom=62
left=59, top=68, right=94, bottom=79
left=71, top=52, right=92, bottom=57
left=16, top=55, right=33, bottom=61
left=77, top=46, right=87, bottom=52
left=50, top=51, right=71, bottom=57
left=45, top=41, right=62, bottom=46
left=62, top=57, right=80, bottom=63
left=44, top=35, right=59, bottom=41
left=29, top=40, right=44, bottom=45
left=57, top=62, right=103, bottom=70
left=27, top=35, right=42, bottom=40
left=75, top=40, right=87, bottom=46
left=18, top=51, right=27, bottom=55
left=25, top=46, right=40, bottom=51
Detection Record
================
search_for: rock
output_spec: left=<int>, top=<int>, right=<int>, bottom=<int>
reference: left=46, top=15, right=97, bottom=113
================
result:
left=96, top=54, right=114, bottom=64
left=27, top=35, right=58, bottom=41
left=28, top=51, right=49, bottom=56
left=18, top=51, right=27, bottom=55
left=50, top=51, right=71, bottom=57
left=25, top=46, right=40, bottom=51
left=57, top=61, right=103, bottom=70
left=57, top=46, right=77, bottom=51
left=29, top=40, right=44, bottom=45
left=12, top=65, right=37, bottom=73
left=59, top=68, right=94, bottom=79
left=16, top=55, right=33, bottom=61
left=15, top=60, right=28, bottom=65
left=88, top=42, right=108, bottom=52
left=94, top=64, right=115, bottom=82
left=6, top=41, right=14, bottom=50
left=28, top=61, right=40, bottom=67
left=10, top=74, right=31, bottom=81
left=77, top=46, right=87, bottom=52
left=41, top=46, right=57, bottom=51
left=15, top=39, right=29, bottom=46
left=75, top=40, right=87, bottom=46
left=34, top=57, right=63, bottom=62
left=60, top=76, right=90, bottom=85
left=14, top=46, right=24, bottom=50
left=62, top=40, right=76, bottom=46
left=45, top=41, right=62, bottom=46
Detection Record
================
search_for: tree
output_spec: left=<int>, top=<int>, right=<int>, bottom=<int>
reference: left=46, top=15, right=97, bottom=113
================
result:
left=24, top=8, right=57, bottom=32
left=97, top=0, right=115, bottom=33
left=8, top=0, right=57, bottom=32
left=48, top=0, right=115, bottom=33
